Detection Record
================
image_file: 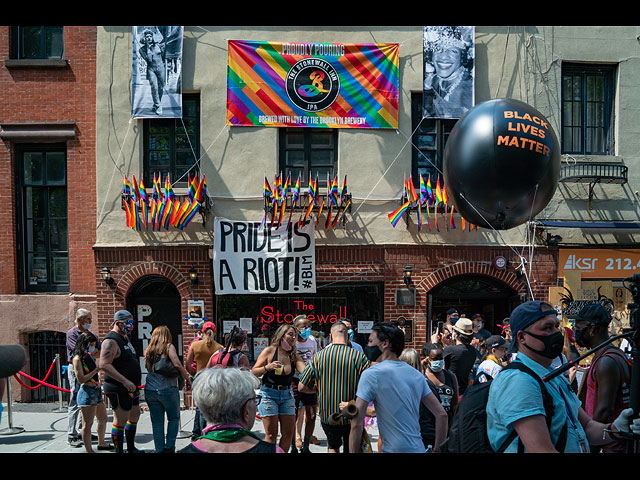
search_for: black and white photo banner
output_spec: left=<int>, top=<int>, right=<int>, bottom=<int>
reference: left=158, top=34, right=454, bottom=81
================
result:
left=213, top=218, right=316, bottom=295
left=131, top=26, right=184, bottom=119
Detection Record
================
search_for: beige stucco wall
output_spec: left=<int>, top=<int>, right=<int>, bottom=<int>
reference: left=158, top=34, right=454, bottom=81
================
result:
left=95, top=26, right=640, bottom=251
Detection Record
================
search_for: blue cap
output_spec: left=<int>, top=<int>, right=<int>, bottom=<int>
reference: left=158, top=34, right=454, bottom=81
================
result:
left=507, top=301, right=558, bottom=354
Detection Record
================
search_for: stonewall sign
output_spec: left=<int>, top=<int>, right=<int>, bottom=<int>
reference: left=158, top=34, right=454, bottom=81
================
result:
left=213, top=218, right=316, bottom=295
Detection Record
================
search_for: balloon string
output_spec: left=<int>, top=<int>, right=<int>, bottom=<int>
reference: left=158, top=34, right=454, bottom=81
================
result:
left=458, top=192, right=535, bottom=299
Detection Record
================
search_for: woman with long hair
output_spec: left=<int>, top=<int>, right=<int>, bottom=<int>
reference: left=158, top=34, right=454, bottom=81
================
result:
left=207, top=326, right=250, bottom=369
left=72, top=332, right=113, bottom=453
left=251, top=324, right=306, bottom=451
left=144, top=325, right=190, bottom=453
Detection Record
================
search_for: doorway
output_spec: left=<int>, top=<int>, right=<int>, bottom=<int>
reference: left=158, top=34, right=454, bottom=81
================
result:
left=126, top=275, right=182, bottom=372
left=427, top=274, right=521, bottom=335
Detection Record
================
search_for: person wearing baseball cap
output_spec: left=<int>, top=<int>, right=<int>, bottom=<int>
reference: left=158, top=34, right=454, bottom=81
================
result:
left=185, top=320, right=224, bottom=436
left=100, top=310, right=143, bottom=453
left=486, top=300, right=639, bottom=453
left=444, top=318, right=478, bottom=396
left=475, top=335, right=508, bottom=383
left=569, top=303, right=631, bottom=453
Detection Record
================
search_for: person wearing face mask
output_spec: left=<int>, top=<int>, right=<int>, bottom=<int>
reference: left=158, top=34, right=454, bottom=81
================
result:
left=99, top=310, right=143, bottom=453
left=298, top=321, right=370, bottom=453
left=252, top=323, right=306, bottom=452
left=471, top=314, right=492, bottom=342
left=569, top=303, right=631, bottom=453
left=72, top=332, right=113, bottom=453
left=349, top=322, right=448, bottom=453
left=417, top=343, right=458, bottom=450
left=291, top=315, right=319, bottom=453
left=65, top=308, right=100, bottom=448
left=486, top=300, right=639, bottom=453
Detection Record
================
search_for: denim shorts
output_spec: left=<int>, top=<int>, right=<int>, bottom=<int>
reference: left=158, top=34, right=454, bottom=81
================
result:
left=77, top=384, right=104, bottom=407
left=257, top=384, right=296, bottom=417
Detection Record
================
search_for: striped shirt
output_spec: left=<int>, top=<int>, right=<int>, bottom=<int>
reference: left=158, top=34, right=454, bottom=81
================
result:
left=298, top=343, right=370, bottom=425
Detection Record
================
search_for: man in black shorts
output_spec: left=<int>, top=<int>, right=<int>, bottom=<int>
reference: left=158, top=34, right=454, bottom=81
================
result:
left=99, top=310, right=143, bottom=453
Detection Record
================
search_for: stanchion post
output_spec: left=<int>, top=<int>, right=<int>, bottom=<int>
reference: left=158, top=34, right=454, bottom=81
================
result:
left=0, top=377, right=25, bottom=435
left=52, top=354, right=66, bottom=413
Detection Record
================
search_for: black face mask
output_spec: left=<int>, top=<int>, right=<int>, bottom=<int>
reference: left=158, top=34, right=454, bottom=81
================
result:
left=574, top=325, right=592, bottom=349
left=523, top=330, right=564, bottom=359
left=364, top=344, right=383, bottom=362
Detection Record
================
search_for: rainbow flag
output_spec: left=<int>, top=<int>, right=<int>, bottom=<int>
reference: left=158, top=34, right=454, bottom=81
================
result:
left=316, top=198, right=325, bottom=226
left=226, top=40, right=400, bottom=129
left=388, top=201, right=411, bottom=227
left=138, top=177, right=148, bottom=204
left=339, top=175, right=348, bottom=205
left=164, top=175, right=175, bottom=201
left=123, top=176, right=132, bottom=197
left=131, top=175, right=139, bottom=203
left=407, top=176, right=419, bottom=204
left=195, top=175, right=207, bottom=203
left=264, top=176, right=272, bottom=199
left=123, top=196, right=132, bottom=228
left=416, top=202, right=422, bottom=232
left=178, top=201, right=200, bottom=229
left=426, top=175, right=434, bottom=206
left=435, top=177, right=443, bottom=205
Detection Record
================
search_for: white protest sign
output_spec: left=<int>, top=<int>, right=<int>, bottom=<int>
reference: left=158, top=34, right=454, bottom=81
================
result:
left=213, top=218, right=316, bottom=295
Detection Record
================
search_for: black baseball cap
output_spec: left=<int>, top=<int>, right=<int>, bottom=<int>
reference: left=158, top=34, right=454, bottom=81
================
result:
left=567, top=303, right=612, bottom=326
left=486, top=335, right=507, bottom=350
left=446, top=308, right=459, bottom=316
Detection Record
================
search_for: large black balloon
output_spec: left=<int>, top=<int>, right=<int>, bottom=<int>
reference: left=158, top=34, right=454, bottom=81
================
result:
left=443, top=98, right=560, bottom=230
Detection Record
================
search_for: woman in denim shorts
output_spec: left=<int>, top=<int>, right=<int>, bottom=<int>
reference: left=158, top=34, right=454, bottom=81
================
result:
left=72, top=333, right=114, bottom=453
left=252, top=324, right=306, bottom=452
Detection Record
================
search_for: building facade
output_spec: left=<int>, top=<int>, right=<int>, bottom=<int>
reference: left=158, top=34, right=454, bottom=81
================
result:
left=0, top=26, right=97, bottom=401
left=3, top=26, right=640, bottom=403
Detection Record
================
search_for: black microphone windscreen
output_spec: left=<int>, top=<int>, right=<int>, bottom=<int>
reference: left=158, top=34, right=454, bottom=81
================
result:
left=0, top=345, right=27, bottom=378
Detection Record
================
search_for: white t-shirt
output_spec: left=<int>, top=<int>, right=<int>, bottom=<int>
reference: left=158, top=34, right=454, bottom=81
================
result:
left=295, top=336, right=318, bottom=378
left=356, top=360, right=431, bottom=453
left=476, top=358, right=503, bottom=382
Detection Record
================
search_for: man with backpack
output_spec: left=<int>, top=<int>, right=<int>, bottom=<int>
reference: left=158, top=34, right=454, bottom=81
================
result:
left=570, top=303, right=631, bottom=453
left=484, top=300, right=638, bottom=453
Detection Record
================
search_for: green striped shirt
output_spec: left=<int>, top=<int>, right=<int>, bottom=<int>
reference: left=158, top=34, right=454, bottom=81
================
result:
left=298, top=343, right=370, bottom=425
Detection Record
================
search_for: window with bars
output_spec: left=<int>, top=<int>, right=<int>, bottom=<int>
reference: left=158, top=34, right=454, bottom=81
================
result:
left=561, top=63, right=615, bottom=155
left=11, top=26, right=64, bottom=59
left=16, top=145, right=69, bottom=292
left=278, top=128, right=338, bottom=187
left=411, top=92, right=457, bottom=187
left=143, top=94, right=200, bottom=187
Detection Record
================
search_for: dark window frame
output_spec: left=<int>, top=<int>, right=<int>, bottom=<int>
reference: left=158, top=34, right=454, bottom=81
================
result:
left=10, top=26, right=64, bottom=59
left=561, top=63, right=616, bottom=155
left=15, top=144, right=69, bottom=293
left=411, top=92, right=457, bottom=189
left=143, top=94, right=200, bottom=188
left=278, top=128, right=338, bottom=188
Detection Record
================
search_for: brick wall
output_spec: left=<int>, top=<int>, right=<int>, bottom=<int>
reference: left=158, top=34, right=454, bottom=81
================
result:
left=0, top=26, right=97, bottom=294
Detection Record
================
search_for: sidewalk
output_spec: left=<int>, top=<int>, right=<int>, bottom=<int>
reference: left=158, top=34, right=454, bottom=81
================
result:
left=0, top=401, right=379, bottom=454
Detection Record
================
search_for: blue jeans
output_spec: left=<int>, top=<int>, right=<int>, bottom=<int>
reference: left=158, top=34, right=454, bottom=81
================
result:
left=144, top=386, right=181, bottom=452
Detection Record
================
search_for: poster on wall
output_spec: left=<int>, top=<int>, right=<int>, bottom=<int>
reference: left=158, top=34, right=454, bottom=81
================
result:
left=422, top=26, right=475, bottom=119
left=213, top=218, right=316, bottom=295
left=226, top=40, right=400, bottom=129
left=131, top=26, right=184, bottom=118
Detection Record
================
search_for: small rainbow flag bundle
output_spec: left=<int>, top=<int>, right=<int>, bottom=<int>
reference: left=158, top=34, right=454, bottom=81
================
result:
left=122, top=172, right=206, bottom=231
left=261, top=172, right=350, bottom=231
left=388, top=174, right=478, bottom=232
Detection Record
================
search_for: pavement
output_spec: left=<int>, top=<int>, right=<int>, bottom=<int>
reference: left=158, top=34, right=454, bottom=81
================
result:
left=0, top=400, right=379, bottom=454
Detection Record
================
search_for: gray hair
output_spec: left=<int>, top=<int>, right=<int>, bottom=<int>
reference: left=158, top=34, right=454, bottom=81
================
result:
left=75, top=309, right=92, bottom=322
left=192, top=367, right=259, bottom=425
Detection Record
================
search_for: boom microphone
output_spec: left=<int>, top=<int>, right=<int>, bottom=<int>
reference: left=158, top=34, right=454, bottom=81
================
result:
left=0, top=345, right=27, bottom=378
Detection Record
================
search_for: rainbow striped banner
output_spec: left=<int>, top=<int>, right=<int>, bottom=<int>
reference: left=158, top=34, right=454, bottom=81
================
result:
left=227, top=40, right=399, bottom=129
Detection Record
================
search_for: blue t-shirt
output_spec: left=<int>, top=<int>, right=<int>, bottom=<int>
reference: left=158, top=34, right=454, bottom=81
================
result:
left=356, top=360, right=431, bottom=453
left=486, top=352, right=588, bottom=453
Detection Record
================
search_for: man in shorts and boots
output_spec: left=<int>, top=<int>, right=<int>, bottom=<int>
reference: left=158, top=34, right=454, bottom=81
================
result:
left=99, top=310, right=143, bottom=453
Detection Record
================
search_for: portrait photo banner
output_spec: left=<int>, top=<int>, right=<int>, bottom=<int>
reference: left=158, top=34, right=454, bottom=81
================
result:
left=226, top=40, right=400, bottom=129
left=132, top=26, right=184, bottom=119
left=213, top=218, right=316, bottom=295
left=422, top=26, right=475, bottom=119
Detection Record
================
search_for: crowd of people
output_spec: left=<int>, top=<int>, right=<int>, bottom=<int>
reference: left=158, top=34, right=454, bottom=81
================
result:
left=63, top=302, right=640, bottom=454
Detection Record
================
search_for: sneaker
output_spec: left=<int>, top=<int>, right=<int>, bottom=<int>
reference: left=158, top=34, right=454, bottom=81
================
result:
left=68, top=437, right=83, bottom=448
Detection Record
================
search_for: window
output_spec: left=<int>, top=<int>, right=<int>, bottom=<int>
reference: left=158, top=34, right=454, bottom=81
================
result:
left=561, top=63, right=615, bottom=155
left=16, top=145, right=69, bottom=292
left=278, top=128, right=338, bottom=187
left=411, top=92, right=457, bottom=187
left=143, top=94, right=200, bottom=187
left=11, top=26, right=64, bottom=59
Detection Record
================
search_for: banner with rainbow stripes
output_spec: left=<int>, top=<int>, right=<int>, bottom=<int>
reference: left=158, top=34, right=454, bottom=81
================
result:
left=227, top=40, right=399, bottom=129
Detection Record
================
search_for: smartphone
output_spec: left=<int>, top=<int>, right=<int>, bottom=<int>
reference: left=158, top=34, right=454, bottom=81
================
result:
left=437, top=321, right=443, bottom=334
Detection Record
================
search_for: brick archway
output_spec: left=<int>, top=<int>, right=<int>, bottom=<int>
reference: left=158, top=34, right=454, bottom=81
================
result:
left=416, top=261, right=525, bottom=295
left=116, top=261, right=194, bottom=301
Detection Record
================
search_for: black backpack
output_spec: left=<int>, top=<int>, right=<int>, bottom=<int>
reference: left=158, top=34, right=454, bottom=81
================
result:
left=440, top=361, right=567, bottom=453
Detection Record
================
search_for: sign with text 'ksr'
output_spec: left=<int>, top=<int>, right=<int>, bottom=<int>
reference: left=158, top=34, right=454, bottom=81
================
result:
left=213, top=218, right=316, bottom=295
left=559, top=248, right=640, bottom=279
